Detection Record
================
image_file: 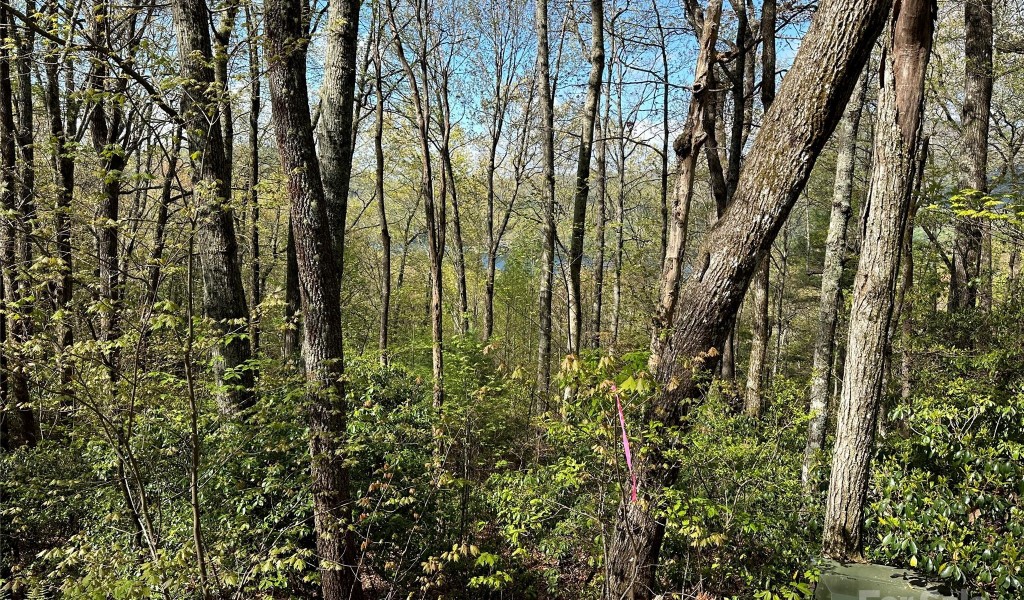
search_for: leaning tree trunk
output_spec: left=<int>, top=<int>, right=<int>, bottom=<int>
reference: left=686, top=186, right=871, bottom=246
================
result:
left=317, top=0, right=360, bottom=274
left=170, top=0, right=255, bottom=414
left=823, top=0, right=934, bottom=561
left=802, top=71, right=869, bottom=487
left=567, top=0, right=604, bottom=355
left=601, top=0, right=892, bottom=596
left=263, top=1, right=366, bottom=597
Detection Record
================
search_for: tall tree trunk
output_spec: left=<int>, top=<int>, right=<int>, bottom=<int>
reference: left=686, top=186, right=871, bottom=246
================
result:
left=951, top=0, right=992, bottom=313
left=743, top=0, right=770, bottom=417
left=373, top=13, right=390, bottom=363
left=170, top=0, right=255, bottom=413
left=89, top=0, right=124, bottom=385
left=436, top=69, right=468, bottom=336
left=601, top=0, right=891, bottom=595
left=0, top=6, right=35, bottom=449
left=648, top=0, right=723, bottom=373
left=386, top=0, right=445, bottom=409
left=263, top=1, right=366, bottom=596
left=654, top=2, right=669, bottom=262
left=245, top=4, right=262, bottom=356
left=802, top=71, right=868, bottom=487
left=567, top=0, right=605, bottom=355
left=317, top=0, right=361, bottom=274
left=590, top=33, right=615, bottom=350
left=535, top=0, right=556, bottom=397
left=43, top=0, right=78, bottom=408
left=823, top=0, right=934, bottom=560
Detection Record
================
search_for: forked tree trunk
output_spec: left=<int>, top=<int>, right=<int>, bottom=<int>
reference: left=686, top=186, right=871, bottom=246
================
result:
left=601, top=0, right=891, bottom=596
left=648, top=0, right=723, bottom=373
left=823, top=0, right=934, bottom=560
left=802, top=71, right=868, bottom=487
left=567, top=0, right=604, bottom=355
left=263, top=1, right=366, bottom=597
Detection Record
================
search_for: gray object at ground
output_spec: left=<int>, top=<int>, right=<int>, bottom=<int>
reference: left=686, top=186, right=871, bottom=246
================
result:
left=815, top=561, right=962, bottom=599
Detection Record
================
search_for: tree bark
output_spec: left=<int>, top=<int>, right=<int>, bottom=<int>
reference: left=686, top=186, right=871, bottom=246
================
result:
left=0, top=6, right=35, bottom=449
left=317, top=0, right=361, bottom=274
left=802, top=71, right=868, bottom=487
left=648, top=0, right=723, bottom=373
left=590, top=30, right=615, bottom=350
left=386, top=0, right=445, bottom=409
left=744, top=260, right=770, bottom=416
left=601, top=0, right=891, bottom=595
left=823, top=0, right=934, bottom=560
left=567, top=0, right=605, bottom=355
left=43, top=0, right=78, bottom=408
left=263, top=0, right=366, bottom=596
left=373, top=12, right=390, bottom=363
left=535, top=0, right=556, bottom=397
left=170, top=0, right=255, bottom=413
left=950, top=0, right=992, bottom=314
left=245, top=4, right=262, bottom=356
left=743, top=0, right=771, bottom=417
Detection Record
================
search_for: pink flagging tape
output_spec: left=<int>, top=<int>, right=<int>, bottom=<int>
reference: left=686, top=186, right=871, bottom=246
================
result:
left=612, top=385, right=638, bottom=503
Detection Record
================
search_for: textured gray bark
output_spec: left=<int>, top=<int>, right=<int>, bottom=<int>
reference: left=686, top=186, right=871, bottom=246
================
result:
left=601, top=0, right=891, bottom=595
left=567, top=0, right=604, bottom=354
left=823, top=0, right=934, bottom=560
left=535, top=0, right=556, bottom=396
left=743, top=0, right=771, bottom=417
left=263, top=0, right=365, bottom=596
left=802, top=71, right=868, bottom=487
left=170, top=0, right=255, bottom=413
left=317, top=0, right=361, bottom=274
left=744, top=260, right=770, bottom=416
left=951, top=0, right=992, bottom=313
